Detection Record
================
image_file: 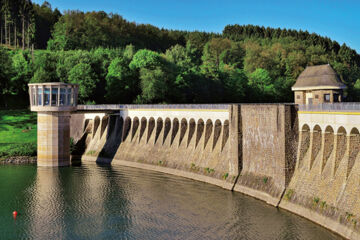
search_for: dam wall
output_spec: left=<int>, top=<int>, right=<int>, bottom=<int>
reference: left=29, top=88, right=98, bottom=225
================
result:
left=71, top=105, right=240, bottom=190
left=70, top=104, right=296, bottom=200
left=233, top=104, right=298, bottom=206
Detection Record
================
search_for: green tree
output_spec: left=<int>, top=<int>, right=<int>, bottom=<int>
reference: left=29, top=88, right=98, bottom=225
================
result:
left=248, top=68, right=275, bottom=101
left=138, top=67, right=169, bottom=103
left=11, top=51, right=32, bottom=96
left=129, top=49, right=162, bottom=70
left=105, top=57, right=138, bottom=103
left=68, top=62, right=97, bottom=103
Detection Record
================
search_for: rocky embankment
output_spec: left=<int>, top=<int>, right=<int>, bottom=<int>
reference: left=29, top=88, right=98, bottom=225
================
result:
left=0, top=156, right=36, bottom=165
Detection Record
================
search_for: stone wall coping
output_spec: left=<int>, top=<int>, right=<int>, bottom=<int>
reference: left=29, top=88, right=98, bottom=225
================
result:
left=299, top=103, right=360, bottom=112
left=77, top=103, right=297, bottom=111
left=77, top=104, right=231, bottom=110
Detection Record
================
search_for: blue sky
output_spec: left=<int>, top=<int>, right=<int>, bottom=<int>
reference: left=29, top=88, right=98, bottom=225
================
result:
left=33, top=0, right=360, bottom=53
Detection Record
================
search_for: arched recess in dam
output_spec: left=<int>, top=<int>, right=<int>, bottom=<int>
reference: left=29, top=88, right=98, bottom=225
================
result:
left=222, top=120, right=229, bottom=151
left=213, top=120, right=222, bottom=150
left=298, top=124, right=310, bottom=169
left=93, top=116, right=100, bottom=139
left=348, top=127, right=360, bottom=177
left=187, top=119, right=195, bottom=147
left=204, top=119, right=213, bottom=149
left=322, top=125, right=334, bottom=173
left=171, top=118, right=180, bottom=145
left=147, top=118, right=155, bottom=143
left=155, top=118, right=163, bottom=144
left=100, top=116, right=109, bottom=139
left=334, top=126, right=347, bottom=176
left=131, top=117, right=139, bottom=142
left=163, top=118, right=171, bottom=145
left=122, top=117, right=131, bottom=141
left=310, top=125, right=322, bottom=170
left=196, top=119, right=204, bottom=148
left=139, top=117, right=147, bottom=142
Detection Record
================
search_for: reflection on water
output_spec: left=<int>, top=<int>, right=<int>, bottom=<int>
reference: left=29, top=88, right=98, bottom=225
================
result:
left=0, top=164, right=342, bottom=240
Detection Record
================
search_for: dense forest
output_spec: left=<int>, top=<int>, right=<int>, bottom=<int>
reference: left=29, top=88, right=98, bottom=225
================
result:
left=1, top=0, right=360, bottom=108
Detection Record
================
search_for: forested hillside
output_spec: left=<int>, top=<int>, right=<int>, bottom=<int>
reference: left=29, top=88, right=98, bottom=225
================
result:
left=1, top=0, right=360, bottom=108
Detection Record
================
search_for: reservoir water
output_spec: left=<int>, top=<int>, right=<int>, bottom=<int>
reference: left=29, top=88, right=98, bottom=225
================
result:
left=0, top=164, right=342, bottom=240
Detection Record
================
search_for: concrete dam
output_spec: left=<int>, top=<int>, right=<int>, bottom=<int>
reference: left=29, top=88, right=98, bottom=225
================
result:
left=70, top=103, right=360, bottom=240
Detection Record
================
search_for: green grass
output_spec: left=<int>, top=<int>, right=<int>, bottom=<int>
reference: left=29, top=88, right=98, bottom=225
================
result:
left=0, top=109, right=37, bottom=158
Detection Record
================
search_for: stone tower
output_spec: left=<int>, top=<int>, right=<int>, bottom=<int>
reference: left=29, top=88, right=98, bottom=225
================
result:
left=28, top=83, right=78, bottom=167
left=292, top=64, right=346, bottom=105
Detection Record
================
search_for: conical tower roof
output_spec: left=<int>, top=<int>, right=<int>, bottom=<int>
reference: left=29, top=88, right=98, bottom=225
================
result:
left=291, top=64, right=346, bottom=91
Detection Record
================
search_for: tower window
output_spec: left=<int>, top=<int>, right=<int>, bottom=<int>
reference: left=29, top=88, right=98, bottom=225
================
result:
left=324, top=94, right=330, bottom=102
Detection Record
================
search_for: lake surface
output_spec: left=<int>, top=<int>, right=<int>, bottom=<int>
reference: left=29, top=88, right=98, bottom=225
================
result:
left=0, top=164, right=342, bottom=240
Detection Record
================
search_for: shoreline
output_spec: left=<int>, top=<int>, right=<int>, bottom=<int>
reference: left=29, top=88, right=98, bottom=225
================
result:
left=0, top=156, right=37, bottom=165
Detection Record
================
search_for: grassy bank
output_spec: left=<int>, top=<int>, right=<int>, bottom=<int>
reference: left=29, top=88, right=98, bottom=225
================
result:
left=0, top=110, right=37, bottom=159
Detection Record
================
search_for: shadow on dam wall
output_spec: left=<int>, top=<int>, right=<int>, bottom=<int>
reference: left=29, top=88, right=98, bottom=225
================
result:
left=70, top=104, right=360, bottom=240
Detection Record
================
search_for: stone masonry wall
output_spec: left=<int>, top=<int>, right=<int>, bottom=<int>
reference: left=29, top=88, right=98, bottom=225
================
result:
left=232, top=104, right=297, bottom=206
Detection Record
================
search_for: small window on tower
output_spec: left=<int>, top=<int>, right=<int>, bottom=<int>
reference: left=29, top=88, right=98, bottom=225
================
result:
left=315, top=95, right=319, bottom=99
left=296, top=95, right=300, bottom=99
left=324, top=94, right=330, bottom=102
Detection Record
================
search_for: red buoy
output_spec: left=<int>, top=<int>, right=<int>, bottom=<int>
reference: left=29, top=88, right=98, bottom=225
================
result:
left=12, top=211, right=18, bottom=219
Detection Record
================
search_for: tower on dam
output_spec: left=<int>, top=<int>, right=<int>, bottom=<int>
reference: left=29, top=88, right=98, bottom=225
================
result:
left=292, top=64, right=346, bottom=105
left=28, top=82, right=78, bottom=167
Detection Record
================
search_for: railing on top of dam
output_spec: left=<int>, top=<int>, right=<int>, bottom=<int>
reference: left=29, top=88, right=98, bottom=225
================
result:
left=77, top=104, right=230, bottom=111
left=299, top=103, right=360, bottom=112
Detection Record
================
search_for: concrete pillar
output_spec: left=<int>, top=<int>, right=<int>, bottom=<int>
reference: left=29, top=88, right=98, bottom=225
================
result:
left=37, top=112, right=71, bottom=167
